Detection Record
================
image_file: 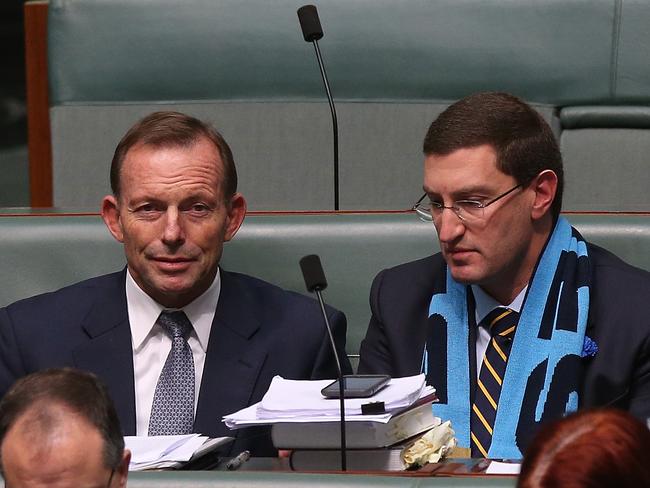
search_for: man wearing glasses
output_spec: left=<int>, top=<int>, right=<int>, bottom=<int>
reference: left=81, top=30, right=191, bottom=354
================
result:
left=358, top=92, right=650, bottom=459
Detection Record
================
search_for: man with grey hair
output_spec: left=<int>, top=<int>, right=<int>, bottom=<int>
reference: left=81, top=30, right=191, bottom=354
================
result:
left=0, top=111, right=350, bottom=456
left=0, top=368, right=130, bottom=487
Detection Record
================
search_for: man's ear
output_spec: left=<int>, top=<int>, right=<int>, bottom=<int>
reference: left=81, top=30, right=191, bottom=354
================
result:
left=224, top=193, right=247, bottom=242
left=530, top=170, right=558, bottom=220
left=115, top=449, right=131, bottom=487
left=101, top=195, right=125, bottom=243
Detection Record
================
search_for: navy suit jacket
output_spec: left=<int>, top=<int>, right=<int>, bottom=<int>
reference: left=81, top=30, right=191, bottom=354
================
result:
left=0, top=268, right=351, bottom=456
left=358, top=244, right=650, bottom=446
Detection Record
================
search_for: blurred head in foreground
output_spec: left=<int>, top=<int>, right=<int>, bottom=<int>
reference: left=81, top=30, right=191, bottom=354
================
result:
left=0, top=368, right=130, bottom=488
left=518, top=409, right=650, bottom=488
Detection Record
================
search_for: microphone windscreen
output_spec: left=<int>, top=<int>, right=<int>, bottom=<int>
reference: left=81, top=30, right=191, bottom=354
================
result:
left=300, top=254, right=328, bottom=292
left=297, top=5, right=324, bottom=42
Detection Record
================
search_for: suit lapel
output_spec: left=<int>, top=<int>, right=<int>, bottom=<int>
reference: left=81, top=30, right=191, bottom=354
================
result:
left=194, top=270, right=268, bottom=437
left=72, top=271, right=137, bottom=435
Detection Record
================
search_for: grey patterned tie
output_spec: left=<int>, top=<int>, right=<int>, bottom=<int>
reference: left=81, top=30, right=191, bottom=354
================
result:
left=148, top=310, right=195, bottom=435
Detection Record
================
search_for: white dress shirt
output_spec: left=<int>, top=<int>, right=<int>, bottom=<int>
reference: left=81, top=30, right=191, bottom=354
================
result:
left=126, top=268, right=221, bottom=436
left=471, top=284, right=527, bottom=378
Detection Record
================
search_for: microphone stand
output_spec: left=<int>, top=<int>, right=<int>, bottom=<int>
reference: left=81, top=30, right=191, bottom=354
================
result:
left=310, top=39, right=339, bottom=211
left=299, top=253, right=347, bottom=471
left=297, top=4, right=340, bottom=211
left=312, top=287, right=347, bottom=471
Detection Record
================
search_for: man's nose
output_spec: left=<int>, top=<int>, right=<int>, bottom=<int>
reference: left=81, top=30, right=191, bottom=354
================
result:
left=162, top=207, right=185, bottom=245
left=435, top=207, right=465, bottom=244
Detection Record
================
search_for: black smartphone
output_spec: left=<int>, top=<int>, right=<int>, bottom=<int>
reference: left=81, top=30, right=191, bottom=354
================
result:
left=320, top=374, right=391, bottom=398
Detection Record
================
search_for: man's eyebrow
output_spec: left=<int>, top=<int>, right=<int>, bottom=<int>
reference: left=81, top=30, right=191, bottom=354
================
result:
left=423, top=185, right=493, bottom=198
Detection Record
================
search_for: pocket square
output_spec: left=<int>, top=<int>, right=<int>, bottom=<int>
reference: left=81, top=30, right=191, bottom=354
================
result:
left=581, top=335, right=598, bottom=358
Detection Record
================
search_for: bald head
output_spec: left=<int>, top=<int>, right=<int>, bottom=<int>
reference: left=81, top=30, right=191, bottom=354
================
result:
left=1, top=402, right=128, bottom=488
left=0, top=369, right=130, bottom=488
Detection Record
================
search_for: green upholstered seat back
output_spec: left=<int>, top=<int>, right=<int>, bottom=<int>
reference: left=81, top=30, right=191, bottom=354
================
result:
left=2, top=212, right=648, bottom=361
left=47, top=0, right=650, bottom=212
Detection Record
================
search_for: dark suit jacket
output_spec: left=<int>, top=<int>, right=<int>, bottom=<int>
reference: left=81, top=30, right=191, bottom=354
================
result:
left=358, top=244, right=650, bottom=438
left=0, top=268, right=351, bottom=456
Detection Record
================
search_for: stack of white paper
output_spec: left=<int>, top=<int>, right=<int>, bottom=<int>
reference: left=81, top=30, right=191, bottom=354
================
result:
left=224, top=374, right=433, bottom=429
left=126, top=434, right=232, bottom=471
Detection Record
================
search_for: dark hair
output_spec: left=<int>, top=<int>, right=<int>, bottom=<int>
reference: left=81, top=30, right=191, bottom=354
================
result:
left=518, top=409, right=650, bottom=488
left=0, top=368, right=125, bottom=472
left=423, top=92, right=563, bottom=219
left=110, top=111, right=238, bottom=199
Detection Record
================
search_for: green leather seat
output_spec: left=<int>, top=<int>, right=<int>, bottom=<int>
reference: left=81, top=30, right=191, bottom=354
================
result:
left=46, top=0, right=650, bottom=212
left=2, top=212, right=648, bottom=364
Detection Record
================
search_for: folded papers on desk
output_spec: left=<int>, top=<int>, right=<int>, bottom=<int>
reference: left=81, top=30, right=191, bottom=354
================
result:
left=223, top=374, right=432, bottom=428
left=222, top=374, right=456, bottom=472
left=126, top=435, right=233, bottom=471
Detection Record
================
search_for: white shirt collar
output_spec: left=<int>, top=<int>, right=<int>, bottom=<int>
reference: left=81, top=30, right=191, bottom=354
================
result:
left=471, top=283, right=528, bottom=327
left=126, top=268, right=221, bottom=353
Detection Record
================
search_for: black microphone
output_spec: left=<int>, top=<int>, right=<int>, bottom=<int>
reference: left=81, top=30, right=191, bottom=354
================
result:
left=297, top=5, right=339, bottom=211
left=297, top=5, right=323, bottom=42
left=299, top=254, right=347, bottom=471
left=299, top=253, right=327, bottom=292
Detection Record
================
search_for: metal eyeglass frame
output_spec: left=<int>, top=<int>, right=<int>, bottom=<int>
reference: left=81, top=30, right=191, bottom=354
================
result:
left=412, top=184, right=522, bottom=223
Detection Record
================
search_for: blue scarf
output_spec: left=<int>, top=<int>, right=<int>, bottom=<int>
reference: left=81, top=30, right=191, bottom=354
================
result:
left=424, top=217, right=590, bottom=458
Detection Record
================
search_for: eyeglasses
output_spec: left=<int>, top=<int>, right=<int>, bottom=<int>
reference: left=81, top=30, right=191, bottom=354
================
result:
left=412, top=184, right=522, bottom=223
left=106, top=469, right=116, bottom=488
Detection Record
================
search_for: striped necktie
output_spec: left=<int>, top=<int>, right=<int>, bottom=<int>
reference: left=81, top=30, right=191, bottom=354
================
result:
left=148, top=311, right=195, bottom=436
left=470, top=307, right=519, bottom=458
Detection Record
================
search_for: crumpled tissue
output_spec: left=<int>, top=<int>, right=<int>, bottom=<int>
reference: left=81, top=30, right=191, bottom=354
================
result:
left=400, top=420, right=457, bottom=468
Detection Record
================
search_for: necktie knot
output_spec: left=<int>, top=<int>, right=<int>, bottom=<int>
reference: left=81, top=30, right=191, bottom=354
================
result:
left=158, top=311, right=192, bottom=340
left=483, top=307, right=519, bottom=338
